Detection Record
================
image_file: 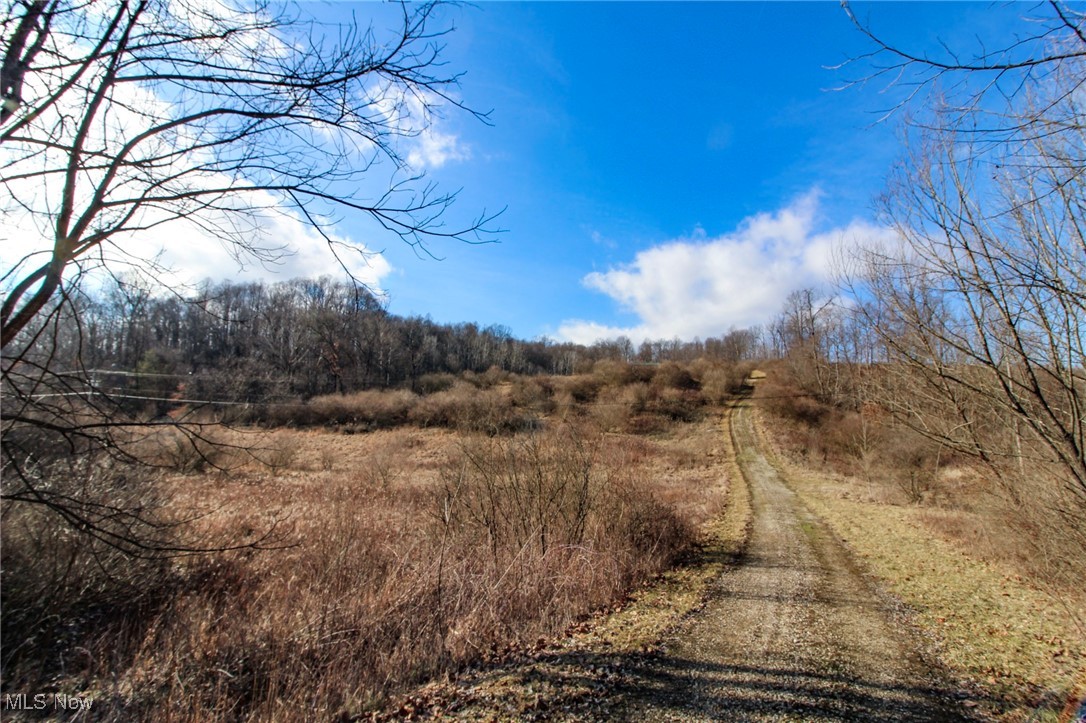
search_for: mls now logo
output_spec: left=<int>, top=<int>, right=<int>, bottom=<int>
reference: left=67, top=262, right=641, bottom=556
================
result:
left=3, top=693, right=93, bottom=712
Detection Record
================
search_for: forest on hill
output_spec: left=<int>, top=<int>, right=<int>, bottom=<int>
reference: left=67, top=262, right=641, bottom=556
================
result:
left=9, top=273, right=768, bottom=406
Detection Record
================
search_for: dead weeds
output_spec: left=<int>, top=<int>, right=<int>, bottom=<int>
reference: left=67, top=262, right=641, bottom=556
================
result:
left=2, top=411, right=735, bottom=721
left=403, top=406, right=751, bottom=721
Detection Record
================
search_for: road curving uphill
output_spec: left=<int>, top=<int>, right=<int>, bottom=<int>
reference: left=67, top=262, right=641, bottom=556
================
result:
left=616, top=400, right=972, bottom=721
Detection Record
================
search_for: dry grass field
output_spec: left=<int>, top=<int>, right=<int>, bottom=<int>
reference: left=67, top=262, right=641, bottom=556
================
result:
left=2, top=374, right=733, bottom=721
left=9, top=360, right=1081, bottom=721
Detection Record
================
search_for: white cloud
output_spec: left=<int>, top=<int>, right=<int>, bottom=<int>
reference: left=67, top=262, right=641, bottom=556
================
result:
left=407, top=127, right=470, bottom=170
left=369, top=84, right=471, bottom=171
left=114, top=199, right=393, bottom=291
left=3, top=186, right=393, bottom=297
left=1, top=3, right=395, bottom=299
left=557, top=191, right=895, bottom=345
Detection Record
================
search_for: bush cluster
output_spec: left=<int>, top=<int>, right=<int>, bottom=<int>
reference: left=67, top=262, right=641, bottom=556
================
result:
left=247, top=360, right=748, bottom=436
left=758, top=369, right=952, bottom=504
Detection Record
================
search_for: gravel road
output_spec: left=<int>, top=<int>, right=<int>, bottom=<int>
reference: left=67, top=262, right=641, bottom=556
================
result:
left=612, top=402, right=972, bottom=722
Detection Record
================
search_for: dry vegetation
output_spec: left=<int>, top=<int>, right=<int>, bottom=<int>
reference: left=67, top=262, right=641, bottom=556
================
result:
left=752, top=369, right=1086, bottom=720
left=397, top=404, right=752, bottom=721
left=1, top=361, right=741, bottom=720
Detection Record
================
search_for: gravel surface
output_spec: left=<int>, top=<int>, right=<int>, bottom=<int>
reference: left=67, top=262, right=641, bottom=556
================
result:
left=612, top=402, right=973, bottom=722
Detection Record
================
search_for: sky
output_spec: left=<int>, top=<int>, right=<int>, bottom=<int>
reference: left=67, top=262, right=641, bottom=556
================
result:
left=3, top=1, right=1040, bottom=344
left=361, top=0, right=969, bottom=343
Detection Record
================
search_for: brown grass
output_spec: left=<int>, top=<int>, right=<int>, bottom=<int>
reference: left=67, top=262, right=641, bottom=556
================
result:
left=2, top=407, right=728, bottom=720
left=382, top=409, right=746, bottom=720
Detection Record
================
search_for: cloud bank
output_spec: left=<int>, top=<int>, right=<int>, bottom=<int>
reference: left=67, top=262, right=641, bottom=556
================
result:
left=3, top=182, right=394, bottom=296
left=558, top=192, right=893, bottom=344
left=121, top=199, right=395, bottom=291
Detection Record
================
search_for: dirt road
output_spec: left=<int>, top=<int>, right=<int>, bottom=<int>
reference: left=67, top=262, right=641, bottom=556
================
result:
left=612, top=402, right=971, bottom=721
left=432, top=401, right=976, bottom=721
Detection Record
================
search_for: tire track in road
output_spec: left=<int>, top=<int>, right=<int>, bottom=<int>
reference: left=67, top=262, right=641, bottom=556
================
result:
left=615, top=400, right=972, bottom=722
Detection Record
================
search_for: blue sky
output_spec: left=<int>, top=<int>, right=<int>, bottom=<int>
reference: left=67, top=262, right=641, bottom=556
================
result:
left=347, top=1, right=1012, bottom=343
left=5, top=1, right=1035, bottom=344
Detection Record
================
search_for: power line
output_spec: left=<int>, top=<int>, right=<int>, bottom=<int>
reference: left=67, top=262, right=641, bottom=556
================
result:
left=27, top=391, right=279, bottom=407
left=59, top=368, right=298, bottom=384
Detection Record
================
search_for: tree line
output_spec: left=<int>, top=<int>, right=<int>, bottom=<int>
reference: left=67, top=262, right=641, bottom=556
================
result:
left=12, top=274, right=770, bottom=410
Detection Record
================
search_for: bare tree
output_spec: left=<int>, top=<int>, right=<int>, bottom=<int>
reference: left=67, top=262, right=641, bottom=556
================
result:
left=1, top=0, right=497, bottom=553
left=1, top=0, right=499, bottom=347
left=771, top=288, right=860, bottom=405
left=840, top=0, right=1086, bottom=133
left=841, top=3, right=1086, bottom=524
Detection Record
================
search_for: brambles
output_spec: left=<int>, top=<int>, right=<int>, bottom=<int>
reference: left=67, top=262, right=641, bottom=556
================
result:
left=304, top=389, right=419, bottom=430
left=241, top=361, right=748, bottom=437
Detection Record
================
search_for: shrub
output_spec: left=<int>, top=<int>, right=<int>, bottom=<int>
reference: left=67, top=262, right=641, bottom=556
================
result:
left=700, top=363, right=752, bottom=403
left=307, top=389, right=417, bottom=429
left=408, top=385, right=471, bottom=428
left=442, top=422, right=695, bottom=576
left=146, top=425, right=235, bottom=472
left=648, top=387, right=704, bottom=422
left=700, top=366, right=733, bottom=404
left=480, top=365, right=511, bottom=388
left=408, top=384, right=530, bottom=434
left=626, top=363, right=658, bottom=384
left=414, top=373, right=457, bottom=395
left=626, top=413, right=668, bottom=435
left=1, top=458, right=181, bottom=693
left=251, top=400, right=310, bottom=427
left=591, top=359, right=629, bottom=387
left=761, top=378, right=830, bottom=426
left=601, top=481, right=692, bottom=562
left=591, top=385, right=632, bottom=432
left=460, top=366, right=511, bottom=389
left=883, top=429, right=942, bottom=504
left=561, top=374, right=604, bottom=403
left=256, top=432, right=301, bottom=473
left=509, top=376, right=556, bottom=413
left=622, top=382, right=652, bottom=414
left=652, top=361, right=700, bottom=391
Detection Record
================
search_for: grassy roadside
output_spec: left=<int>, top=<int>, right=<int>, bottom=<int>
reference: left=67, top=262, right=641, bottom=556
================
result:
left=391, top=404, right=753, bottom=720
left=573, top=400, right=753, bottom=654
left=751, top=406, right=1086, bottom=722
